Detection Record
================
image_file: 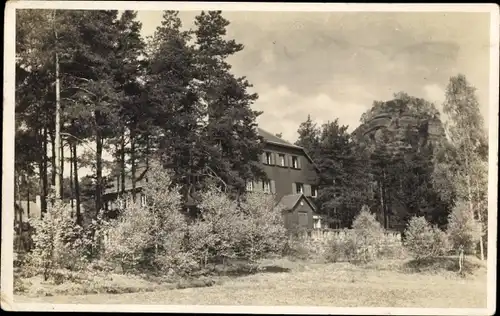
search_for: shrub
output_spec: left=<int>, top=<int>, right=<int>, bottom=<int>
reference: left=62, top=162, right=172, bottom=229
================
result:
left=27, top=198, right=89, bottom=280
left=102, top=164, right=188, bottom=275
left=447, top=201, right=482, bottom=255
left=238, top=192, right=288, bottom=265
left=404, top=216, right=449, bottom=260
left=377, top=234, right=406, bottom=259
left=142, top=163, right=187, bottom=273
left=102, top=199, right=153, bottom=273
left=347, top=207, right=385, bottom=262
left=187, top=186, right=245, bottom=267
left=325, top=230, right=354, bottom=262
left=186, top=188, right=288, bottom=270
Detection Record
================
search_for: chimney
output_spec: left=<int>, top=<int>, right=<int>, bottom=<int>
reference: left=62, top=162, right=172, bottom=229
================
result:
left=35, top=195, right=41, bottom=208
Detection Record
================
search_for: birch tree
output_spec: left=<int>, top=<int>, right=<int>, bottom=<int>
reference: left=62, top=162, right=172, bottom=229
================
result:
left=442, top=74, right=488, bottom=260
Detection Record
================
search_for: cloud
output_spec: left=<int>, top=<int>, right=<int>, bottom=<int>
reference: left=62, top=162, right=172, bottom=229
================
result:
left=253, top=85, right=368, bottom=143
left=137, top=10, right=491, bottom=133
left=423, top=83, right=446, bottom=105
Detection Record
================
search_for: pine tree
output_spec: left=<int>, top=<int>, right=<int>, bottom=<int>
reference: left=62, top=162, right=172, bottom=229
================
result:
left=146, top=10, right=203, bottom=206
left=313, top=120, right=372, bottom=227
left=61, top=10, right=123, bottom=217
left=295, top=114, right=320, bottom=159
left=113, top=10, right=147, bottom=201
left=193, top=11, right=266, bottom=196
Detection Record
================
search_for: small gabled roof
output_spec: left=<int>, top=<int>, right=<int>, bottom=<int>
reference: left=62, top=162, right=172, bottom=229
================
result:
left=278, top=193, right=317, bottom=212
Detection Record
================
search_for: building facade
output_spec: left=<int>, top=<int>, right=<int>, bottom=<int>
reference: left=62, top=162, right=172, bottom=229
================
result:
left=250, top=129, right=323, bottom=230
left=102, top=127, right=323, bottom=230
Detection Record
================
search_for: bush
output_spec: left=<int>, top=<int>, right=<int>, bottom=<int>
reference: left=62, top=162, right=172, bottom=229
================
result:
left=187, top=188, right=288, bottom=270
left=323, top=208, right=405, bottom=263
left=27, top=198, right=90, bottom=280
left=102, top=164, right=189, bottom=275
left=237, top=192, right=288, bottom=265
left=186, top=186, right=246, bottom=267
left=447, top=201, right=482, bottom=255
left=404, top=216, right=449, bottom=260
left=325, top=230, right=354, bottom=262
left=346, top=207, right=385, bottom=262
left=102, top=199, right=153, bottom=273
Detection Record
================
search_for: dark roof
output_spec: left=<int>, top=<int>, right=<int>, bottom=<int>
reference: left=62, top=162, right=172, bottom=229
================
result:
left=278, top=194, right=303, bottom=210
left=278, top=193, right=317, bottom=212
left=257, top=128, right=302, bottom=149
left=15, top=201, right=41, bottom=222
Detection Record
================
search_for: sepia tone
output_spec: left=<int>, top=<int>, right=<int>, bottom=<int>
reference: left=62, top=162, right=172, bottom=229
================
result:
left=2, top=2, right=498, bottom=314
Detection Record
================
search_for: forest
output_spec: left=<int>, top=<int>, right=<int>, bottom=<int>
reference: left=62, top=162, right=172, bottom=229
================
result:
left=15, top=9, right=489, bottom=263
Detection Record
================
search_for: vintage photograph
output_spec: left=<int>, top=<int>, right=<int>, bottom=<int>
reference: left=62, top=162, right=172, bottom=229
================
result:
left=2, top=1, right=498, bottom=314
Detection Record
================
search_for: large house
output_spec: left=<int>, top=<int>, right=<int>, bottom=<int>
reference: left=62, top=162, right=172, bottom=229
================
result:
left=102, top=128, right=325, bottom=230
left=251, top=129, right=323, bottom=230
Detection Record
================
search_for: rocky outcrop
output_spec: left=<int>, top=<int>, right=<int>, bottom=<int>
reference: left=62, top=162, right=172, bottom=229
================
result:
left=353, top=98, right=446, bottom=147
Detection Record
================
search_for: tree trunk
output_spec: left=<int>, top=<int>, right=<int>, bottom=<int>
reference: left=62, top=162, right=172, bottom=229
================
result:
left=465, top=157, right=484, bottom=260
left=378, top=178, right=386, bottom=229
left=477, top=210, right=485, bottom=260
left=69, top=144, right=74, bottom=217
left=27, top=180, right=30, bottom=218
left=50, top=131, right=56, bottom=187
left=16, top=175, right=22, bottom=251
left=41, top=127, right=48, bottom=215
left=120, top=128, right=126, bottom=196
left=54, top=30, right=61, bottom=199
left=72, top=142, right=82, bottom=225
left=95, top=132, right=103, bottom=218
left=59, top=137, right=64, bottom=199
left=145, top=135, right=150, bottom=183
left=131, top=130, right=136, bottom=202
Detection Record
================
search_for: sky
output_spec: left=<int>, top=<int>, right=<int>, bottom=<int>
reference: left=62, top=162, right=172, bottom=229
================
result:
left=138, top=10, right=491, bottom=143
left=57, top=9, right=493, bottom=178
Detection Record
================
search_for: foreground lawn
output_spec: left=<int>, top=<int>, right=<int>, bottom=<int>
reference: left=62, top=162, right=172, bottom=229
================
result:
left=14, top=258, right=487, bottom=308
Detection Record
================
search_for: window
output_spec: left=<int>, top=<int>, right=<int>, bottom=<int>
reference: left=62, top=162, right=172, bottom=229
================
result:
left=295, top=182, right=304, bottom=194
left=262, top=180, right=271, bottom=193
left=140, top=194, right=147, bottom=207
left=291, top=156, right=299, bottom=168
left=246, top=181, right=253, bottom=192
left=279, top=154, right=286, bottom=167
left=311, top=185, right=318, bottom=198
left=265, top=152, right=272, bottom=164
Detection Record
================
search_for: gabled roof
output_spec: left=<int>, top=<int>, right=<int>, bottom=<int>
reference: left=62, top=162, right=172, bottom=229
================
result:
left=278, top=193, right=317, bottom=212
left=257, top=128, right=303, bottom=149
left=258, top=128, right=320, bottom=172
